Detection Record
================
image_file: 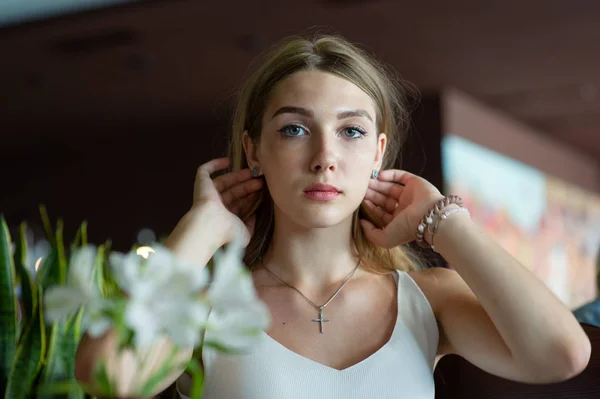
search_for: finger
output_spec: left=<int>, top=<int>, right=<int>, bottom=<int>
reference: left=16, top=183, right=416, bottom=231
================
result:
left=364, top=188, right=397, bottom=213
left=363, top=199, right=393, bottom=225
left=368, top=179, right=405, bottom=199
left=359, top=219, right=393, bottom=249
left=245, top=215, right=256, bottom=237
left=228, top=192, right=259, bottom=216
left=214, top=168, right=254, bottom=193
left=377, top=169, right=414, bottom=186
left=221, top=178, right=264, bottom=207
left=193, top=158, right=230, bottom=203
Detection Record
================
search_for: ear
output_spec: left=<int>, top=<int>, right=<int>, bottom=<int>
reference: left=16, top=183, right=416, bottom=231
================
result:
left=374, top=133, right=387, bottom=170
left=242, top=131, right=260, bottom=168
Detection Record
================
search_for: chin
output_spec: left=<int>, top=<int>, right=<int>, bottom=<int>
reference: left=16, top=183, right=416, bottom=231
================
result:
left=289, top=205, right=356, bottom=229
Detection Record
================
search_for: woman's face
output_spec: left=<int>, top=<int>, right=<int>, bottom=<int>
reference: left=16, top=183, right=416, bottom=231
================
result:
left=244, top=70, right=386, bottom=229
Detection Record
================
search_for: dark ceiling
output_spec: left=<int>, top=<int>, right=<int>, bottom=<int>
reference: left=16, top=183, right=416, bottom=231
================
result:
left=1, top=0, right=599, bottom=247
left=2, top=0, right=600, bottom=158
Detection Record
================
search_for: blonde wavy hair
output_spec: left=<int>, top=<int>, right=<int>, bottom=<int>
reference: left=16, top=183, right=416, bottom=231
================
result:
left=228, top=34, right=423, bottom=274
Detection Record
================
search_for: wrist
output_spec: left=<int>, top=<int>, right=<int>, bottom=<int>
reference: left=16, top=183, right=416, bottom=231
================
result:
left=165, top=207, right=222, bottom=266
left=428, top=210, right=472, bottom=251
left=415, top=195, right=466, bottom=249
left=422, top=203, right=461, bottom=245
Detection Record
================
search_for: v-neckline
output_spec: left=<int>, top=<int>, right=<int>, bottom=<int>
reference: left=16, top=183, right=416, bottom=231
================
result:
left=259, top=270, right=401, bottom=373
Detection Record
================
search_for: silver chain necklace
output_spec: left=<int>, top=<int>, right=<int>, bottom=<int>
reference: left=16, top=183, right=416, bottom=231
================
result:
left=262, top=260, right=361, bottom=334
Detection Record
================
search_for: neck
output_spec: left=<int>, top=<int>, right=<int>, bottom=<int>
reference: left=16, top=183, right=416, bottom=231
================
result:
left=262, top=209, right=362, bottom=290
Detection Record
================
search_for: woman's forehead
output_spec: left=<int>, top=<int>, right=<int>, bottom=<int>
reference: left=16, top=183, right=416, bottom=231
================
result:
left=264, top=70, right=377, bottom=121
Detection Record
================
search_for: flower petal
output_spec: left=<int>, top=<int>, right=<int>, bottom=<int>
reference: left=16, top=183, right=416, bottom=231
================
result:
left=125, top=301, right=161, bottom=348
left=109, top=251, right=141, bottom=291
left=166, top=326, right=202, bottom=348
left=44, top=286, right=88, bottom=322
left=209, top=301, right=270, bottom=332
left=87, top=316, right=111, bottom=337
left=206, top=301, right=271, bottom=352
left=207, top=240, right=257, bottom=307
left=68, top=245, right=97, bottom=290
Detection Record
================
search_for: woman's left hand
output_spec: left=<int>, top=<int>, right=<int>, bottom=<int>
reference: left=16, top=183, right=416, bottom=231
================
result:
left=360, top=169, right=444, bottom=248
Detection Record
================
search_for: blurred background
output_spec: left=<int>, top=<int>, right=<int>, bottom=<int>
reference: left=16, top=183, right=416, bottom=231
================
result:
left=1, top=0, right=599, bottom=309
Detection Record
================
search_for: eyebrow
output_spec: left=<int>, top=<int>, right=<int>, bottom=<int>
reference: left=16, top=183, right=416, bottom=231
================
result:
left=271, top=106, right=373, bottom=122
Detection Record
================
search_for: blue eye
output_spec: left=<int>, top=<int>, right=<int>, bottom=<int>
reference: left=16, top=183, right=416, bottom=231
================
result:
left=343, top=127, right=367, bottom=139
left=279, top=124, right=307, bottom=137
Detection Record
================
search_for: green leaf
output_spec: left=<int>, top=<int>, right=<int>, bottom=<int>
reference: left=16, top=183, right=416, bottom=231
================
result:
left=39, top=205, right=55, bottom=245
left=56, top=219, right=67, bottom=286
left=91, top=361, right=115, bottom=397
left=38, top=219, right=87, bottom=399
left=70, top=222, right=84, bottom=252
left=81, top=221, right=88, bottom=248
left=35, top=380, right=83, bottom=397
left=14, top=223, right=36, bottom=335
left=36, top=220, right=66, bottom=292
left=35, top=246, right=58, bottom=291
left=14, top=263, right=36, bottom=345
left=0, top=216, right=17, bottom=395
left=4, top=290, right=46, bottom=399
left=91, top=246, right=106, bottom=298
left=73, top=306, right=85, bottom=343
left=40, top=323, right=59, bottom=381
left=186, top=357, right=204, bottom=399
left=39, top=313, right=82, bottom=399
left=12, top=223, right=27, bottom=287
left=95, top=243, right=119, bottom=299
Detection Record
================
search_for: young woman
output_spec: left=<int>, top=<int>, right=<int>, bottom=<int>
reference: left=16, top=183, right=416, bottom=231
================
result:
left=75, top=35, right=591, bottom=398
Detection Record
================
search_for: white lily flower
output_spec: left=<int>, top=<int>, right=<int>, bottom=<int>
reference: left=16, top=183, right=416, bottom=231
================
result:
left=44, top=245, right=111, bottom=337
left=44, top=285, right=89, bottom=321
left=205, top=301, right=270, bottom=352
left=110, top=245, right=211, bottom=348
left=86, top=300, right=112, bottom=337
left=207, top=237, right=261, bottom=307
left=108, top=250, right=143, bottom=292
left=205, top=237, right=271, bottom=352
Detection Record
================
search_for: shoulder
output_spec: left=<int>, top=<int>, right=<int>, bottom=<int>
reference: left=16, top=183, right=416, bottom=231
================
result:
left=407, top=267, right=466, bottom=314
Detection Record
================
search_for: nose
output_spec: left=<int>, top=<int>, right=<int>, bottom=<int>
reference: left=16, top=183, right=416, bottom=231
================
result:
left=310, top=133, right=338, bottom=173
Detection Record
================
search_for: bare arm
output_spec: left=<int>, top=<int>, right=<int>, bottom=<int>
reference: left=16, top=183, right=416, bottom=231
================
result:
left=362, top=170, right=591, bottom=384
left=424, top=212, right=591, bottom=383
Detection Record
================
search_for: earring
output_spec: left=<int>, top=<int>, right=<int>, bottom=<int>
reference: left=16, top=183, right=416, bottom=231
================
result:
left=251, top=167, right=260, bottom=177
left=371, top=169, right=379, bottom=179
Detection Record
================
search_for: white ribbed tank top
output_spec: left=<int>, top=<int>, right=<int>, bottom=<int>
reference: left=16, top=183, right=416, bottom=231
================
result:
left=178, top=270, right=438, bottom=399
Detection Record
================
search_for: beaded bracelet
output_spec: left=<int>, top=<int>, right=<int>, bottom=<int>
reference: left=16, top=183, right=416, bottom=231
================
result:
left=415, top=195, right=464, bottom=249
left=430, top=207, right=471, bottom=252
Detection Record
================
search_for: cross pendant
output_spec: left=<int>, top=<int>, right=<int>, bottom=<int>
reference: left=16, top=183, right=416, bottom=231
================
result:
left=312, top=306, right=329, bottom=333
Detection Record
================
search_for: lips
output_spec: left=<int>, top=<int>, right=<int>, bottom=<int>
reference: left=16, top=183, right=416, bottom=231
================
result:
left=303, top=183, right=341, bottom=193
left=303, top=184, right=341, bottom=201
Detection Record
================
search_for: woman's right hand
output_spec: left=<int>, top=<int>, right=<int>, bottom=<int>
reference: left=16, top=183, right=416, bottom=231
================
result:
left=191, top=157, right=263, bottom=248
left=165, top=158, right=263, bottom=266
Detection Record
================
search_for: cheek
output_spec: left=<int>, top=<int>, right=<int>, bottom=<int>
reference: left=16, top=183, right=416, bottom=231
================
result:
left=261, top=143, right=290, bottom=172
left=261, top=137, right=307, bottom=170
left=345, top=144, right=377, bottom=172
left=259, top=140, right=298, bottom=192
left=345, top=148, right=376, bottom=193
